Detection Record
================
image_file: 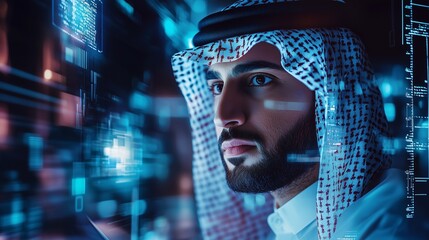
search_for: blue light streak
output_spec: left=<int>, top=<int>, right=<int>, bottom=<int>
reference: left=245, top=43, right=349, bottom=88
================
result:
left=117, top=0, right=134, bottom=16
left=0, top=93, right=57, bottom=112
left=0, top=82, right=60, bottom=104
left=0, top=64, right=65, bottom=90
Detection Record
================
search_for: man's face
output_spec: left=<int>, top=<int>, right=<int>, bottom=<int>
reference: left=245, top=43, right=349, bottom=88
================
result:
left=207, top=43, right=318, bottom=193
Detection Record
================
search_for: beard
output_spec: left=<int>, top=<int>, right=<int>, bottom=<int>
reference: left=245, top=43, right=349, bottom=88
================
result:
left=218, top=108, right=318, bottom=193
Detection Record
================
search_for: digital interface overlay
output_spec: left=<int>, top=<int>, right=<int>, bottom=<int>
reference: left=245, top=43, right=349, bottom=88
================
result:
left=52, top=0, right=103, bottom=52
left=403, top=0, right=429, bottom=218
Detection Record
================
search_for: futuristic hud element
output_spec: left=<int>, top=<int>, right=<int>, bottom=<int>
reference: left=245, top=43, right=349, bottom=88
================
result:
left=0, top=0, right=427, bottom=239
left=403, top=0, right=429, bottom=219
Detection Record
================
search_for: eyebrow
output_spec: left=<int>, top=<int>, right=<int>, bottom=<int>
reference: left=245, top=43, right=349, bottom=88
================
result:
left=206, top=61, right=284, bottom=80
left=206, top=69, right=221, bottom=80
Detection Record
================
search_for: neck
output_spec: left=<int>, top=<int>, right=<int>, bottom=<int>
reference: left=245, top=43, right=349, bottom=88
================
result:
left=270, top=163, right=319, bottom=208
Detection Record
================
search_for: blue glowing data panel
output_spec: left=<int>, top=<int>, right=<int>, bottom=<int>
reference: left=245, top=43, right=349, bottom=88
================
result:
left=403, top=0, right=429, bottom=218
left=52, top=0, right=103, bottom=52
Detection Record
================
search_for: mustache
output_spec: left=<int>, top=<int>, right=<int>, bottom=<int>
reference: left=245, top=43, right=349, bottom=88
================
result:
left=218, top=128, right=263, bottom=146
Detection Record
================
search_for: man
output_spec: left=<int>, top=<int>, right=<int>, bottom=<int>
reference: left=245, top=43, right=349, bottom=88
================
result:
left=171, top=0, right=425, bottom=239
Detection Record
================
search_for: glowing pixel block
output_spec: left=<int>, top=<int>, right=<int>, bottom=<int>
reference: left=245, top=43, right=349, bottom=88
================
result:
left=72, top=177, right=86, bottom=196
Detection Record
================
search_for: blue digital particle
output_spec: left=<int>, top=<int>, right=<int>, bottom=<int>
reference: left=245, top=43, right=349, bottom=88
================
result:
left=75, top=195, right=84, bottom=212
left=383, top=103, right=396, bottom=122
left=380, top=81, right=392, bottom=98
left=8, top=212, right=25, bottom=226
left=65, top=46, right=74, bottom=62
left=162, top=17, right=177, bottom=38
left=25, top=134, right=43, bottom=170
left=5, top=198, right=25, bottom=226
left=130, top=92, right=152, bottom=111
left=255, top=194, right=266, bottom=207
left=72, top=177, right=86, bottom=195
left=243, top=194, right=256, bottom=211
left=97, top=200, right=117, bottom=218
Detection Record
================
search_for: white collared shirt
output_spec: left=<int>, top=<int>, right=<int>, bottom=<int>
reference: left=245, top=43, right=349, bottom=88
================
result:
left=266, top=169, right=423, bottom=240
left=267, top=183, right=318, bottom=240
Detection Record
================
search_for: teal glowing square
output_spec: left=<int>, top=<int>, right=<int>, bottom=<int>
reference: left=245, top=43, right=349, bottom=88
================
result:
left=72, top=177, right=86, bottom=196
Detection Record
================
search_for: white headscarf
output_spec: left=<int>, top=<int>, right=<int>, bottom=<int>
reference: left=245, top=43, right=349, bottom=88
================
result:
left=171, top=1, right=391, bottom=239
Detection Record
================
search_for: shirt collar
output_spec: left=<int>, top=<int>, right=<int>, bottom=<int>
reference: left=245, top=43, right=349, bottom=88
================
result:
left=268, top=182, right=317, bottom=235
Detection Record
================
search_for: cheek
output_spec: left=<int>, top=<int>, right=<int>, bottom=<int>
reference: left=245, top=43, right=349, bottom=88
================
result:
left=256, top=109, right=308, bottom=147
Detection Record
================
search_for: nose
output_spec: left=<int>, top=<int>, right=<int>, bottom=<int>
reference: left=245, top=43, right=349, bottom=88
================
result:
left=213, top=84, right=246, bottom=128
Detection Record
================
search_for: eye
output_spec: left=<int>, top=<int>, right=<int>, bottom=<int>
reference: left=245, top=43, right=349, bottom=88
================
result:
left=249, top=75, right=273, bottom=86
left=209, top=82, right=223, bottom=95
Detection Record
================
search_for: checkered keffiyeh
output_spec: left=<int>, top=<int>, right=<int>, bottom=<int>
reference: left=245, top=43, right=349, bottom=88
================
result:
left=171, top=1, right=391, bottom=239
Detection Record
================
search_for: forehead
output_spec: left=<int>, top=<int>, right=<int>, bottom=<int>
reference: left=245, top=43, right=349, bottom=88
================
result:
left=208, top=42, right=281, bottom=73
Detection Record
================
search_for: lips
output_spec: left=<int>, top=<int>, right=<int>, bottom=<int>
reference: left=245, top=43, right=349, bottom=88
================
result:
left=221, top=139, right=256, bottom=157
